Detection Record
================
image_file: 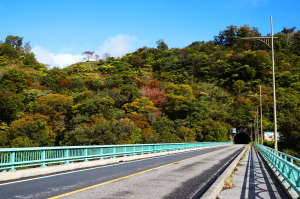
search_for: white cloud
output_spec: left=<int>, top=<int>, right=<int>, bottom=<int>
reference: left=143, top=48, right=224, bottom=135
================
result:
left=96, top=34, right=137, bottom=58
left=32, top=45, right=83, bottom=68
left=32, top=34, right=137, bottom=68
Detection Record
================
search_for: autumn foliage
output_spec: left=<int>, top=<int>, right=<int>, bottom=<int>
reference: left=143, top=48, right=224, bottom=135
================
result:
left=0, top=26, right=300, bottom=158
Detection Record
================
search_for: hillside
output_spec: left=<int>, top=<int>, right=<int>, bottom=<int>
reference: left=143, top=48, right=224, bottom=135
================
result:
left=0, top=25, right=300, bottom=157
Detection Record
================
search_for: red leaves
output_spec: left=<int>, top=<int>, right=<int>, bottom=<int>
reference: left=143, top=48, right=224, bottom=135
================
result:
left=57, top=78, right=73, bottom=88
left=141, top=81, right=166, bottom=107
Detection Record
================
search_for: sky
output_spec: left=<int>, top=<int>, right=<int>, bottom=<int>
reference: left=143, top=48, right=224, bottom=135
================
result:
left=1, top=0, right=300, bottom=68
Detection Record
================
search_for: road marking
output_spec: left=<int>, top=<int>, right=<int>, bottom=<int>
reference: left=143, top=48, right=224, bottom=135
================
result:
left=48, top=146, right=233, bottom=199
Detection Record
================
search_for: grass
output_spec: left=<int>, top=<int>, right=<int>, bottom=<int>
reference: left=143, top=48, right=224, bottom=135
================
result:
left=223, top=175, right=235, bottom=189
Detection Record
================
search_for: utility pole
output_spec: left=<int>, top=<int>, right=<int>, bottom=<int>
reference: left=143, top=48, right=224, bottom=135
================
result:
left=248, top=86, right=263, bottom=145
left=271, top=16, right=278, bottom=151
left=259, top=86, right=263, bottom=145
left=241, top=16, right=278, bottom=150
left=256, top=106, right=259, bottom=143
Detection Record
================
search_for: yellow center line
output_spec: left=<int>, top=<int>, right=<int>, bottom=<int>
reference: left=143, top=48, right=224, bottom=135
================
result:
left=48, top=146, right=233, bottom=199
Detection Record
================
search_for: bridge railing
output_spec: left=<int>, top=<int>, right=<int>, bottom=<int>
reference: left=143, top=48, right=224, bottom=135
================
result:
left=255, top=143, right=300, bottom=195
left=0, top=142, right=231, bottom=171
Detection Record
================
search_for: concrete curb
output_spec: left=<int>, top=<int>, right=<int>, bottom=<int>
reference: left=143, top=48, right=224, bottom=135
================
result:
left=0, top=145, right=227, bottom=182
left=200, top=144, right=249, bottom=199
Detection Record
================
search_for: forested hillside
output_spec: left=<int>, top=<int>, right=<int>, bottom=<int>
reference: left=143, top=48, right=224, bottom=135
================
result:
left=0, top=25, right=300, bottom=156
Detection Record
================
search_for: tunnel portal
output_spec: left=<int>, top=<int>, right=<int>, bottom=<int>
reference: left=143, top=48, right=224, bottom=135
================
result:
left=234, top=132, right=251, bottom=144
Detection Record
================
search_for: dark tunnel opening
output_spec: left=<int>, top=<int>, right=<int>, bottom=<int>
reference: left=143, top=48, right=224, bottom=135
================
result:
left=234, top=133, right=251, bottom=144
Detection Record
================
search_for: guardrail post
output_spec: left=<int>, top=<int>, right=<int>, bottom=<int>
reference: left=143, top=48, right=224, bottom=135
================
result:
left=64, top=149, right=69, bottom=164
left=84, top=148, right=88, bottom=162
left=124, top=146, right=127, bottom=157
left=41, top=150, right=46, bottom=167
left=99, top=147, right=103, bottom=160
left=9, top=151, right=15, bottom=171
left=113, top=147, right=116, bottom=158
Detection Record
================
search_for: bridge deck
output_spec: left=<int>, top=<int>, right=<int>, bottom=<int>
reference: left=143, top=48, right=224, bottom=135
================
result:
left=219, top=145, right=289, bottom=199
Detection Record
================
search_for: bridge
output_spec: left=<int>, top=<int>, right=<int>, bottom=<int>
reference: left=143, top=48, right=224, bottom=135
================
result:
left=0, top=143, right=299, bottom=198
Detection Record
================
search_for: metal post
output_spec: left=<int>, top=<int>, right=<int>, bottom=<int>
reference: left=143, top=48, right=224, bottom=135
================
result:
left=256, top=107, right=259, bottom=143
left=240, top=17, right=278, bottom=149
left=250, top=123, right=253, bottom=142
left=260, top=86, right=263, bottom=145
left=254, top=115, right=257, bottom=142
left=271, top=16, right=278, bottom=151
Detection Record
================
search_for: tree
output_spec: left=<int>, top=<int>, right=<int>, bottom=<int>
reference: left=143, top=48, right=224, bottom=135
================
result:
left=281, top=26, right=296, bottom=43
left=153, top=115, right=173, bottom=130
left=214, top=25, right=238, bottom=46
left=233, top=80, right=246, bottom=95
left=214, top=25, right=261, bottom=47
left=120, top=84, right=141, bottom=103
left=124, top=97, right=157, bottom=114
left=62, top=118, right=116, bottom=145
left=0, top=91, right=25, bottom=125
left=7, top=114, right=55, bottom=147
left=156, top=39, right=168, bottom=50
left=0, top=68, right=29, bottom=93
left=112, top=118, right=142, bottom=144
left=204, top=125, right=228, bottom=142
left=82, top=51, right=94, bottom=62
left=32, top=94, right=73, bottom=135
left=141, top=81, right=167, bottom=107
left=175, top=126, right=195, bottom=142
left=164, top=83, right=194, bottom=118
left=5, top=35, right=23, bottom=49
left=41, top=67, right=68, bottom=90
left=75, top=96, right=116, bottom=118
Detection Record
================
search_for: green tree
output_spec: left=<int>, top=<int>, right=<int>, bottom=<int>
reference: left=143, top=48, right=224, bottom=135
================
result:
left=175, top=126, right=195, bottom=142
left=62, top=118, right=116, bottom=145
left=157, top=39, right=168, bottom=50
left=7, top=114, right=55, bottom=147
left=0, top=68, right=29, bottom=93
left=32, top=94, right=73, bottom=139
left=111, top=118, right=142, bottom=144
left=204, top=125, right=228, bottom=142
left=5, top=35, right=23, bottom=49
left=0, top=91, right=24, bottom=125
left=120, top=84, right=141, bottom=103
left=164, top=83, right=194, bottom=118
left=75, top=96, right=115, bottom=117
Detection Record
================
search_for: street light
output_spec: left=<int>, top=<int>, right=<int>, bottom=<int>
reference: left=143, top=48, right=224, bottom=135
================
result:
left=271, top=16, right=278, bottom=151
left=241, top=16, right=278, bottom=150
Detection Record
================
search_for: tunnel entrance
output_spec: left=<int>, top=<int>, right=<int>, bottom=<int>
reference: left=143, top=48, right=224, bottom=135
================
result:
left=234, top=132, right=250, bottom=144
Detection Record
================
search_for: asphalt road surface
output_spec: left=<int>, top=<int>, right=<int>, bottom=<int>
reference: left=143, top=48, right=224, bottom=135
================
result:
left=0, top=145, right=245, bottom=199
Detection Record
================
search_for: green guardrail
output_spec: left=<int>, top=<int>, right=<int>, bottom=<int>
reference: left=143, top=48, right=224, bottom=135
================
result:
left=0, top=142, right=231, bottom=171
left=255, top=143, right=300, bottom=196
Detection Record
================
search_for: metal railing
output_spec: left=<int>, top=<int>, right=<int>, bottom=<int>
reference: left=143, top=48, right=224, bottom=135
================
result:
left=0, top=142, right=231, bottom=171
left=255, top=143, right=300, bottom=196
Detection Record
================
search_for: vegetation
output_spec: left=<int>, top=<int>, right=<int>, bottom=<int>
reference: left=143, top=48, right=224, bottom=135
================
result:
left=0, top=25, right=300, bottom=159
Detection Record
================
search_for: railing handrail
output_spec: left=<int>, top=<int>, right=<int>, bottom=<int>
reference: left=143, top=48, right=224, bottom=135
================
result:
left=255, top=143, right=300, bottom=196
left=0, top=142, right=224, bottom=151
left=0, top=142, right=232, bottom=171
left=261, top=145, right=300, bottom=163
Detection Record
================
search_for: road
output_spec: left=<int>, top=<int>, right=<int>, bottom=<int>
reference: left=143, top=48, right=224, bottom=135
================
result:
left=0, top=145, right=245, bottom=199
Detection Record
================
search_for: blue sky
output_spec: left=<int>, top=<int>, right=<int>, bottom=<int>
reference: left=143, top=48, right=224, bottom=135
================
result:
left=1, top=0, right=299, bottom=68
